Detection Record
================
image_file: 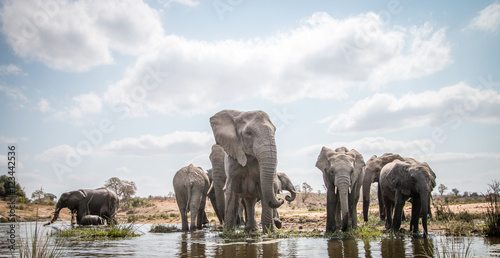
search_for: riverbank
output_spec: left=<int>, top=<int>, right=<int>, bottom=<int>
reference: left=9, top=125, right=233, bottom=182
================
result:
left=0, top=199, right=492, bottom=236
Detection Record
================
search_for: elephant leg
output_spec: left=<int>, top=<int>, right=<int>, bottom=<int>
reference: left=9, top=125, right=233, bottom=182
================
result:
left=224, top=180, right=239, bottom=231
left=176, top=197, right=189, bottom=231
left=410, top=195, right=421, bottom=234
left=243, top=198, right=258, bottom=232
left=392, top=191, right=405, bottom=232
left=190, top=191, right=204, bottom=231
left=326, top=187, right=337, bottom=233
left=378, top=184, right=386, bottom=221
left=349, top=194, right=358, bottom=229
left=383, top=195, right=393, bottom=230
left=273, top=208, right=282, bottom=229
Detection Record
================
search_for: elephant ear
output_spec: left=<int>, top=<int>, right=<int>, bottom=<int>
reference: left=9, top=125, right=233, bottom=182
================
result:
left=316, top=146, right=333, bottom=173
left=210, top=110, right=247, bottom=167
left=349, top=149, right=365, bottom=186
left=393, top=162, right=412, bottom=196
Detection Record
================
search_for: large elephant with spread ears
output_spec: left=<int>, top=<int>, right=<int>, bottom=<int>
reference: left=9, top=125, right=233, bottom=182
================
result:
left=210, top=110, right=284, bottom=233
left=362, top=153, right=405, bottom=222
left=44, top=188, right=119, bottom=226
left=316, top=147, right=365, bottom=232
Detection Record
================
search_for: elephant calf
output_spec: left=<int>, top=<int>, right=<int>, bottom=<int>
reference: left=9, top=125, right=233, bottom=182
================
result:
left=80, top=215, right=105, bottom=226
left=173, top=164, right=210, bottom=231
left=380, top=160, right=436, bottom=237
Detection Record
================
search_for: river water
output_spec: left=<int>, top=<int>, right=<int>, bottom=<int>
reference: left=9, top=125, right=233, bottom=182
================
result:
left=1, top=223, right=499, bottom=257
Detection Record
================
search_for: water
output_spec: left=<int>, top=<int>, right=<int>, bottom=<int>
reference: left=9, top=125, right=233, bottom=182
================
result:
left=1, top=223, right=499, bottom=257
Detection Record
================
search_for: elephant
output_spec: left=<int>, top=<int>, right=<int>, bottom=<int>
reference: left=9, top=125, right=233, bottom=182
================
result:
left=80, top=215, right=105, bottom=226
left=316, top=146, right=365, bottom=232
left=380, top=159, right=436, bottom=237
left=362, top=153, right=405, bottom=222
left=173, top=164, right=210, bottom=231
left=210, top=110, right=284, bottom=233
left=208, top=144, right=227, bottom=224
left=272, top=172, right=297, bottom=228
left=44, top=188, right=119, bottom=226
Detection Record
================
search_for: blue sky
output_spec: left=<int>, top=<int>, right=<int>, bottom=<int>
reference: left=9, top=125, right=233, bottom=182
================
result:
left=1, top=0, right=499, bottom=198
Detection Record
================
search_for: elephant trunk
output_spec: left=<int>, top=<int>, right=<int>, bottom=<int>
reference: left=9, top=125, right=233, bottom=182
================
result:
left=45, top=202, right=62, bottom=226
left=256, top=145, right=284, bottom=209
left=210, top=145, right=226, bottom=223
left=421, top=191, right=430, bottom=237
left=256, top=142, right=284, bottom=233
left=337, top=176, right=351, bottom=231
left=362, top=171, right=373, bottom=222
left=285, top=189, right=296, bottom=202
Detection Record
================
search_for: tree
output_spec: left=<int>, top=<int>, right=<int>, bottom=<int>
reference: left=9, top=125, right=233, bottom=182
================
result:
left=104, top=177, right=137, bottom=200
left=0, top=175, right=28, bottom=202
left=31, top=189, right=45, bottom=202
left=452, top=188, right=460, bottom=197
left=438, top=184, right=448, bottom=196
left=301, top=182, right=313, bottom=203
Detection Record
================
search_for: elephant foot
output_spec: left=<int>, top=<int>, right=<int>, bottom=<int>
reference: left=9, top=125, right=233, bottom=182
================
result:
left=274, top=219, right=282, bottom=229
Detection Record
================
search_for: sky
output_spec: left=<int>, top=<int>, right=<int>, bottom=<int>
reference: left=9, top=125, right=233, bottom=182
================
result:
left=0, top=0, right=499, bottom=199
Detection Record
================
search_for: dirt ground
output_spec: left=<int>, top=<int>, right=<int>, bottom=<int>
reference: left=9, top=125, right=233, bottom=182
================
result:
left=0, top=199, right=491, bottom=233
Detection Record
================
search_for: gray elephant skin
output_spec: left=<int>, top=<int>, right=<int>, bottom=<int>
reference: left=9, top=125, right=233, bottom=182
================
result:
left=208, top=144, right=227, bottom=224
left=80, top=215, right=105, bottom=226
left=316, top=146, right=365, bottom=233
left=210, top=110, right=284, bottom=233
left=45, top=188, right=119, bottom=226
left=272, top=172, right=297, bottom=228
left=362, top=153, right=405, bottom=222
left=173, top=164, right=210, bottom=231
left=380, top=159, right=436, bottom=237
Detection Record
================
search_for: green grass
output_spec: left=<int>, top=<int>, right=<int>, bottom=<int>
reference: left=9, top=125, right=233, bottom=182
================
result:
left=57, top=224, right=140, bottom=239
left=149, top=224, right=179, bottom=233
left=16, top=208, right=65, bottom=258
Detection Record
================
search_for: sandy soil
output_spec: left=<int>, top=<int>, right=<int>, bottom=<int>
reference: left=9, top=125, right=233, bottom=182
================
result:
left=1, top=199, right=490, bottom=233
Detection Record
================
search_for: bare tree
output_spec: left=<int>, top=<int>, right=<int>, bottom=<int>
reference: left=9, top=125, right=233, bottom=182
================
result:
left=301, top=182, right=313, bottom=203
left=438, top=184, right=448, bottom=196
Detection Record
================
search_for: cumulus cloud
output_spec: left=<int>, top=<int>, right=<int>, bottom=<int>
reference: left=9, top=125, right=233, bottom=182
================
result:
left=325, top=82, right=500, bottom=134
left=464, top=2, right=500, bottom=33
left=101, top=131, right=213, bottom=156
left=104, top=12, right=451, bottom=116
left=52, top=92, right=102, bottom=122
left=161, top=0, right=199, bottom=7
left=0, top=0, right=164, bottom=72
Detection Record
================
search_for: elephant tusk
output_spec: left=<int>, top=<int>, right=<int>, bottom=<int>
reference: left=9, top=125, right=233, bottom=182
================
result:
left=334, top=186, right=338, bottom=194
left=349, top=187, right=351, bottom=194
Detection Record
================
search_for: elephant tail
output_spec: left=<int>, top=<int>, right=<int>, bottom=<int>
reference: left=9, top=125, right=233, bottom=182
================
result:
left=186, top=185, right=192, bottom=213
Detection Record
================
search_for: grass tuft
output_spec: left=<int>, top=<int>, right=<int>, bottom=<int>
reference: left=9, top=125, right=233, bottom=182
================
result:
left=149, top=224, right=179, bottom=233
left=57, top=224, right=140, bottom=239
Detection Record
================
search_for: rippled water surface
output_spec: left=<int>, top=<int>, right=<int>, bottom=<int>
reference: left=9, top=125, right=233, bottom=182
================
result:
left=1, top=223, right=499, bottom=257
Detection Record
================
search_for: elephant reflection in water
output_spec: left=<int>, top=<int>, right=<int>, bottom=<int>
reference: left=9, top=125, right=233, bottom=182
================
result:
left=327, top=239, right=359, bottom=258
left=412, top=238, right=434, bottom=257
left=381, top=237, right=406, bottom=257
left=179, top=233, right=206, bottom=257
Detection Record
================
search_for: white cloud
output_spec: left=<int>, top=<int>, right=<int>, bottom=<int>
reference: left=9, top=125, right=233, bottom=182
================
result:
left=0, top=0, right=164, bottom=72
left=0, top=85, right=28, bottom=104
left=465, top=2, right=500, bottom=33
left=326, top=83, right=500, bottom=134
left=34, top=144, right=82, bottom=162
left=161, top=0, right=199, bottom=7
left=52, top=92, right=102, bottom=121
left=102, top=131, right=213, bottom=156
left=116, top=166, right=132, bottom=174
left=37, top=98, right=51, bottom=112
left=0, top=154, right=24, bottom=169
left=104, top=12, right=451, bottom=116
left=0, top=64, right=22, bottom=75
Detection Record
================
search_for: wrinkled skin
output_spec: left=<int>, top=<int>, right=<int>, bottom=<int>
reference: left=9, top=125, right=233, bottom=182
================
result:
left=210, top=110, right=284, bottom=233
left=80, top=215, right=105, bottom=226
left=362, top=153, right=405, bottom=222
left=380, top=160, right=436, bottom=237
left=208, top=144, right=227, bottom=224
left=173, top=164, right=210, bottom=231
left=316, top=147, right=365, bottom=233
left=45, top=188, right=119, bottom=226
left=272, top=172, right=297, bottom=228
